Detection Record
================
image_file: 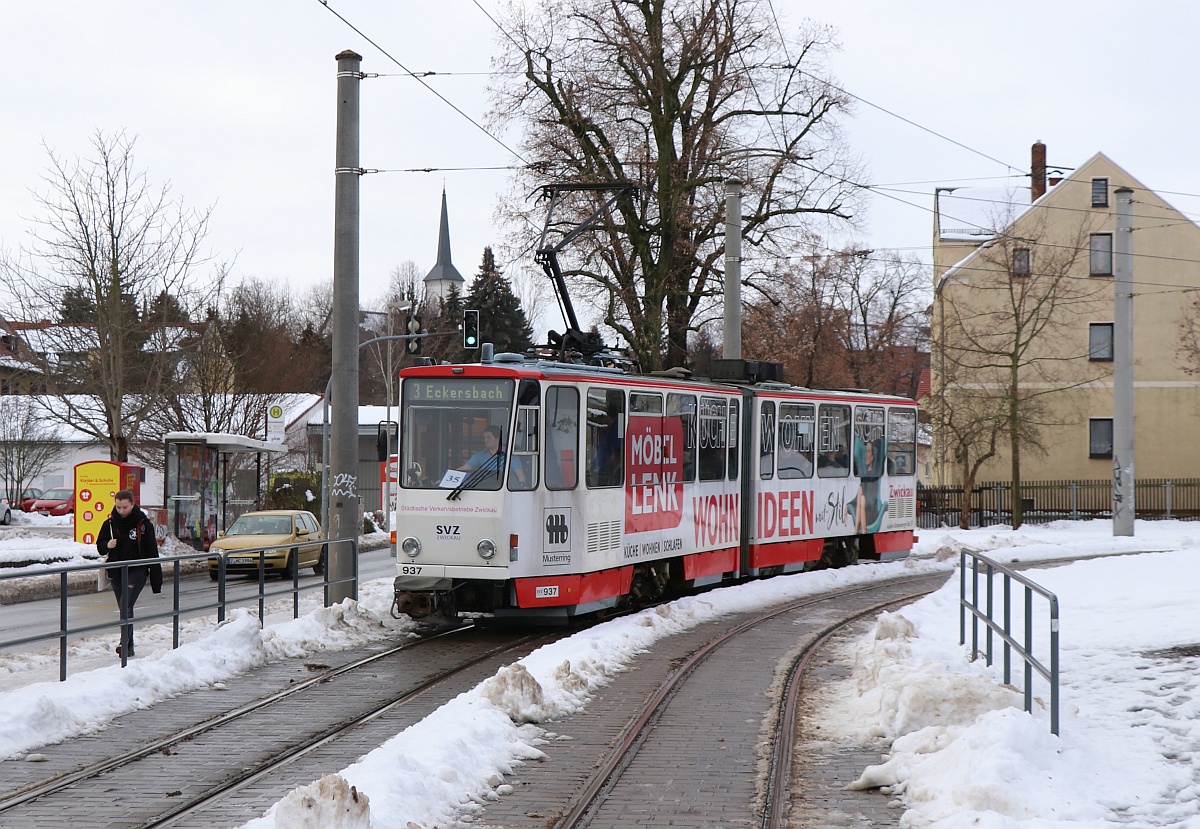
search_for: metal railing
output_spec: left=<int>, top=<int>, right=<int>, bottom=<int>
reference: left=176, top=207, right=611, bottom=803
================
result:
left=0, top=537, right=358, bottom=681
left=959, top=548, right=1060, bottom=735
left=919, top=478, right=1200, bottom=527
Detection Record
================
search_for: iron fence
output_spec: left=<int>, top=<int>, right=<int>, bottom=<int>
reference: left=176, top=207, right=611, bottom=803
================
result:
left=0, top=538, right=358, bottom=681
left=959, top=547, right=1060, bottom=735
left=918, top=478, right=1200, bottom=528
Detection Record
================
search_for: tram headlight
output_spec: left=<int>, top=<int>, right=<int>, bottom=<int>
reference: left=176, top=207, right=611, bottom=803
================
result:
left=477, top=538, right=497, bottom=560
left=401, top=536, right=422, bottom=558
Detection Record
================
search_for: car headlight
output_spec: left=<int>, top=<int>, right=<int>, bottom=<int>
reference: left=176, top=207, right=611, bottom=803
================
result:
left=477, top=538, right=496, bottom=560
left=401, top=536, right=422, bottom=558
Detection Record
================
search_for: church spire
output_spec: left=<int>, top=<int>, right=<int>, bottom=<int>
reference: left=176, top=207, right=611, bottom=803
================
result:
left=423, top=187, right=465, bottom=304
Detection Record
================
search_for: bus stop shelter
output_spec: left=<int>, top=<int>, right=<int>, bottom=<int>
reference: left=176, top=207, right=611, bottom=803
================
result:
left=164, top=432, right=286, bottom=550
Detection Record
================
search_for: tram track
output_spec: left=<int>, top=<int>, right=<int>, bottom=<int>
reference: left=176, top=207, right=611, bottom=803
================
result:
left=537, top=574, right=947, bottom=829
left=0, top=622, right=565, bottom=828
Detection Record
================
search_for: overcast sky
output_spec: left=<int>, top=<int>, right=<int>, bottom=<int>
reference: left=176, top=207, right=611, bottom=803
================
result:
left=4, top=1, right=1199, bottom=334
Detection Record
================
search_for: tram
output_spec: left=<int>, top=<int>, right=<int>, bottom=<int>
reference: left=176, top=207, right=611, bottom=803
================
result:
left=390, top=353, right=918, bottom=622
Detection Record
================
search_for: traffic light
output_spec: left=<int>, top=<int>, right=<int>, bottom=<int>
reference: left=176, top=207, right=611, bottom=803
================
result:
left=405, top=315, right=422, bottom=355
left=463, top=309, right=480, bottom=349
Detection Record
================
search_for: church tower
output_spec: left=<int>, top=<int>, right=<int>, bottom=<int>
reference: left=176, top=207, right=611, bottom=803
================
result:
left=423, top=187, right=465, bottom=306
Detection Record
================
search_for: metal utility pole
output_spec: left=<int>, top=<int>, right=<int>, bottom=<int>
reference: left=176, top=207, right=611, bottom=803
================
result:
left=329, top=49, right=362, bottom=602
left=1113, top=186, right=1135, bottom=536
left=723, top=177, right=743, bottom=360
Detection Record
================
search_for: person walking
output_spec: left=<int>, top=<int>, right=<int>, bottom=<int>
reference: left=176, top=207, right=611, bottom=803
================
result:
left=97, top=489, right=162, bottom=659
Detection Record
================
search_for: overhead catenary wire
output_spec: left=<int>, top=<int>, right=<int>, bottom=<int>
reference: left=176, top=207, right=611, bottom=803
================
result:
left=320, top=0, right=1200, bottom=297
left=316, top=0, right=529, bottom=166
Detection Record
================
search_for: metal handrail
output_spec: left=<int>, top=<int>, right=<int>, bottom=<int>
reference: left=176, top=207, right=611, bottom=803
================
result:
left=0, top=537, right=358, bottom=681
left=959, top=548, right=1060, bottom=734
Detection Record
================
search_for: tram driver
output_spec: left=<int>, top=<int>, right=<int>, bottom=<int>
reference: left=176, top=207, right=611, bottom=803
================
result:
left=457, top=425, right=528, bottom=488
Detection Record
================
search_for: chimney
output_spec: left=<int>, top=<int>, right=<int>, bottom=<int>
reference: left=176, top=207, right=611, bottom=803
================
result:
left=1031, top=141, right=1046, bottom=202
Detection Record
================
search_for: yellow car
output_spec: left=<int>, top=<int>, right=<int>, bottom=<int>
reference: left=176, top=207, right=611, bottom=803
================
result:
left=207, top=510, right=326, bottom=580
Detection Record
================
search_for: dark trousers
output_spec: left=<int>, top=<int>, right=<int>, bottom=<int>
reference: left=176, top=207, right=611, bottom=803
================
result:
left=110, top=568, right=148, bottom=653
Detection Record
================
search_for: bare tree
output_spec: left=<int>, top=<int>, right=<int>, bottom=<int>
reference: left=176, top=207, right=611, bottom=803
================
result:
left=0, top=396, right=65, bottom=502
left=742, top=245, right=927, bottom=394
left=491, top=0, right=860, bottom=369
left=0, top=131, right=220, bottom=461
left=933, top=217, right=1109, bottom=527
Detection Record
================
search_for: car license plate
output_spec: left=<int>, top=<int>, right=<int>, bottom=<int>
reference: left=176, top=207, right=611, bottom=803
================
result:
left=229, top=557, right=258, bottom=565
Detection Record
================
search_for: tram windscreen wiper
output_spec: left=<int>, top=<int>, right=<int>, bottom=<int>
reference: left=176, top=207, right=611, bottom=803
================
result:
left=446, top=453, right=503, bottom=500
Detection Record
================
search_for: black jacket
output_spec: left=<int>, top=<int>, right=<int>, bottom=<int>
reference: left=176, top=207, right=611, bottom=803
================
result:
left=97, top=505, right=163, bottom=593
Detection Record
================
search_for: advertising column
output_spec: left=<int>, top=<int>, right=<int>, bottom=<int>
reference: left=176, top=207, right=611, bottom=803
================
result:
left=74, top=461, right=123, bottom=545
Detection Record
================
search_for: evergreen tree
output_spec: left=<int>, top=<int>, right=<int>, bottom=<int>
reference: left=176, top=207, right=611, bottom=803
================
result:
left=423, top=283, right=466, bottom=364
left=464, top=248, right=534, bottom=355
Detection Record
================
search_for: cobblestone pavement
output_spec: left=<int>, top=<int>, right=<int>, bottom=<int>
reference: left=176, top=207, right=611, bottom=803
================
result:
left=0, top=574, right=942, bottom=829
left=0, top=629, right=541, bottom=829
left=473, top=575, right=943, bottom=829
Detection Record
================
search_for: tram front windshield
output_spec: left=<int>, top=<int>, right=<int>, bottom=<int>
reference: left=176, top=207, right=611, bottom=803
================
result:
left=401, top=377, right=515, bottom=491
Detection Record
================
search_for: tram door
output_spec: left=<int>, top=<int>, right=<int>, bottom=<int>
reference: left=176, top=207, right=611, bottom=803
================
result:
left=540, top=386, right=581, bottom=570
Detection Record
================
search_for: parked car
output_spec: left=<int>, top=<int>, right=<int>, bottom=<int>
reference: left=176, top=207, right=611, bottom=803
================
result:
left=3, top=487, right=42, bottom=513
left=31, top=488, right=75, bottom=516
left=206, top=510, right=326, bottom=580
left=0, top=499, right=10, bottom=525
left=10, top=488, right=43, bottom=512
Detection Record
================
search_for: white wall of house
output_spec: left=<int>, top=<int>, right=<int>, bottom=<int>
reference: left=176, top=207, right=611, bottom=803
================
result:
left=31, top=442, right=166, bottom=507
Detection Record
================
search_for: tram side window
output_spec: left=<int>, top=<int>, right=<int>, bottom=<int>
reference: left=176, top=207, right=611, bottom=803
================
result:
left=667, top=393, right=697, bottom=482
left=727, top=399, right=739, bottom=481
left=816, top=403, right=851, bottom=478
left=778, top=403, right=815, bottom=479
left=852, top=406, right=887, bottom=480
left=586, top=388, right=625, bottom=488
left=887, top=408, right=917, bottom=477
left=698, top=396, right=727, bottom=481
left=759, top=401, right=775, bottom=480
left=544, top=387, right=580, bottom=490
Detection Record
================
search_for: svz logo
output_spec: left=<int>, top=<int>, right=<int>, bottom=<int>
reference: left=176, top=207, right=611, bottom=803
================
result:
left=545, top=513, right=569, bottom=545
left=435, top=524, right=461, bottom=539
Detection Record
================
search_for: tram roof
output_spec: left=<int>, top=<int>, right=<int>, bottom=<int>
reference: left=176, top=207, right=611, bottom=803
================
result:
left=399, top=357, right=917, bottom=405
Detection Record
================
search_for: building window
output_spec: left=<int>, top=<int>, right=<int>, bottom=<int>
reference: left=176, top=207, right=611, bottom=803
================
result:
left=1011, top=247, right=1031, bottom=277
left=1089, top=418, right=1113, bottom=458
left=1091, top=177, right=1109, bottom=208
left=1089, top=323, right=1114, bottom=361
left=1089, top=233, right=1113, bottom=276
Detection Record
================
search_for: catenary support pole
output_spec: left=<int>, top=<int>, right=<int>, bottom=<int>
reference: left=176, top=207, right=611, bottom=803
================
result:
left=1113, top=186, right=1135, bottom=536
left=329, top=49, right=363, bottom=602
left=723, top=177, right=743, bottom=360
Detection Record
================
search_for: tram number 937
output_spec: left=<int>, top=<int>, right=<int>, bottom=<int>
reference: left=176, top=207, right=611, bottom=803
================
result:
left=400, top=565, right=423, bottom=575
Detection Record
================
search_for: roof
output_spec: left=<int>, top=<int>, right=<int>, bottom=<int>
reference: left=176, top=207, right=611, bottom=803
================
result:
left=423, top=188, right=465, bottom=286
left=935, top=152, right=1182, bottom=290
left=936, top=185, right=1031, bottom=242
left=164, top=432, right=286, bottom=454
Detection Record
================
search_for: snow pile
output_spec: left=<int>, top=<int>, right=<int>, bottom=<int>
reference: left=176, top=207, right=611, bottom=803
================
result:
left=274, top=774, right=370, bottom=829
left=825, top=540, right=1200, bottom=827
left=0, top=579, right=417, bottom=760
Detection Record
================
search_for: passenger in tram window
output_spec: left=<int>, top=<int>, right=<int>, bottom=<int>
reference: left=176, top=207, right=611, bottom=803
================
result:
left=847, top=436, right=886, bottom=533
left=590, top=409, right=623, bottom=487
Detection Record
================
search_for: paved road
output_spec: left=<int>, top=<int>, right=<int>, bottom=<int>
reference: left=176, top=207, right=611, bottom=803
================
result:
left=0, top=545, right=399, bottom=660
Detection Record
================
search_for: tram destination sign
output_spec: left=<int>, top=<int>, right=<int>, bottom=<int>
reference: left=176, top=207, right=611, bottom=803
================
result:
left=405, top=379, right=513, bottom=403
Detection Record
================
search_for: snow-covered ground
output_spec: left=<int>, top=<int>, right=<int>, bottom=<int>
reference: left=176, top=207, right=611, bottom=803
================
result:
left=1, top=520, right=1198, bottom=828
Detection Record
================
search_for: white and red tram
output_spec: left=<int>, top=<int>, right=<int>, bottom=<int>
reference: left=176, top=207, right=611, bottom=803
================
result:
left=391, top=355, right=918, bottom=622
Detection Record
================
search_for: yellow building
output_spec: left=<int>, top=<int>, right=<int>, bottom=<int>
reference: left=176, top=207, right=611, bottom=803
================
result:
left=929, top=143, right=1200, bottom=486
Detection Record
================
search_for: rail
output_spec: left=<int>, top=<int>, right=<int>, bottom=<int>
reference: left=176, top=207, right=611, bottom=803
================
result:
left=959, top=548, right=1060, bottom=735
left=0, top=538, right=358, bottom=681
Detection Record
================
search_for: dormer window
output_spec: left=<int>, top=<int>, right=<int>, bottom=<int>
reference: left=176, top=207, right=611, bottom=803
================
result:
left=1091, top=178, right=1109, bottom=208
